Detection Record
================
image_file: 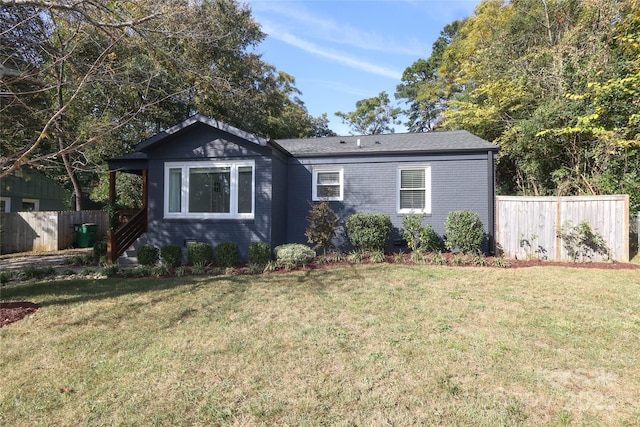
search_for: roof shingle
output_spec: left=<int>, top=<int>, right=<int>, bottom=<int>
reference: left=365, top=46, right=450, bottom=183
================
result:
left=275, top=130, right=498, bottom=157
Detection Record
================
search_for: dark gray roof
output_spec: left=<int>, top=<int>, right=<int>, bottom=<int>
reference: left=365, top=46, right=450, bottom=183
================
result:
left=275, top=130, right=498, bottom=157
left=111, top=151, right=147, bottom=161
left=135, top=113, right=269, bottom=152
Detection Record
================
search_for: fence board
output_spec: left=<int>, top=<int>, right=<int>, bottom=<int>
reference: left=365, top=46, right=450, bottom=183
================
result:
left=0, top=210, right=108, bottom=254
left=496, top=195, right=629, bottom=262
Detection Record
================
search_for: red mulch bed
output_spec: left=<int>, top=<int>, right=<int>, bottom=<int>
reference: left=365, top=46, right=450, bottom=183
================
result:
left=1, top=301, right=40, bottom=328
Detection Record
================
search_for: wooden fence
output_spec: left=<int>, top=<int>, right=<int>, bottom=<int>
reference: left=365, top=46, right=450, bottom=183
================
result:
left=0, top=211, right=109, bottom=254
left=495, top=195, right=629, bottom=262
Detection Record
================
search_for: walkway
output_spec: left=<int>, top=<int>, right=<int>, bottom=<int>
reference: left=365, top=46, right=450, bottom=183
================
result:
left=0, top=249, right=92, bottom=271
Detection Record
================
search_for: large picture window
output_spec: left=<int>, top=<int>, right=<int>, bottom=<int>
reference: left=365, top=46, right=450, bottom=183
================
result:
left=164, top=161, right=254, bottom=219
left=397, top=166, right=431, bottom=214
left=312, top=169, right=343, bottom=201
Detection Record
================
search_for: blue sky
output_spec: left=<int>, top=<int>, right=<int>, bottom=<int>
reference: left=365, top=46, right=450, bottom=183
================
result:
left=246, top=0, right=482, bottom=136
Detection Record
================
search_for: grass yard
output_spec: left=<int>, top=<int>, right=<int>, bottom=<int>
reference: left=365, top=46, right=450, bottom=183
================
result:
left=1, top=264, right=640, bottom=426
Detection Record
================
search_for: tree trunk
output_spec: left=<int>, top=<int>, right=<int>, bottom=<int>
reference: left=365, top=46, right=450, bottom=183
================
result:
left=59, top=144, right=83, bottom=211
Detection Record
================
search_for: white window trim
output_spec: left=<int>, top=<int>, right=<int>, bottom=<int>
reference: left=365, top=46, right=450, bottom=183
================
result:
left=22, top=198, right=39, bottom=212
left=312, top=168, right=344, bottom=201
left=164, top=160, right=255, bottom=219
left=1, top=197, right=10, bottom=212
left=397, top=166, right=431, bottom=214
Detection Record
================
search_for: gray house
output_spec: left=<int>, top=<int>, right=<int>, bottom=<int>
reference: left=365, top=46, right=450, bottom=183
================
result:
left=107, top=114, right=498, bottom=262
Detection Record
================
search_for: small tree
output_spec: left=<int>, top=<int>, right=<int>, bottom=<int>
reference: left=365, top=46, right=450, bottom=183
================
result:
left=305, top=201, right=339, bottom=256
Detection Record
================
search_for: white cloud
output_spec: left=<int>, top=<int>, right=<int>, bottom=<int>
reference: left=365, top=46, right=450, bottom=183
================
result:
left=263, top=23, right=402, bottom=80
left=250, top=1, right=429, bottom=57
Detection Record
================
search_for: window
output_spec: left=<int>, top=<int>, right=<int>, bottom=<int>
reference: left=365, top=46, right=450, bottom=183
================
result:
left=164, top=161, right=254, bottom=219
left=312, top=169, right=343, bottom=201
left=22, top=198, right=39, bottom=212
left=397, top=166, right=431, bottom=214
left=0, top=197, right=10, bottom=212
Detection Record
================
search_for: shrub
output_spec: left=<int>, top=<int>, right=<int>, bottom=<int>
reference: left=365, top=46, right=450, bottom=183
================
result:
left=274, top=243, right=315, bottom=267
left=102, top=264, right=119, bottom=277
left=347, top=251, right=364, bottom=263
left=191, top=261, right=207, bottom=275
left=215, top=242, right=239, bottom=267
left=186, top=242, right=213, bottom=265
left=0, top=270, right=13, bottom=285
left=368, top=250, right=386, bottom=263
left=345, top=213, right=392, bottom=252
left=160, top=244, right=182, bottom=268
left=93, top=239, right=107, bottom=258
left=401, top=214, right=444, bottom=253
left=153, top=264, right=170, bottom=277
left=137, top=245, right=159, bottom=266
left=401, top=213, right=425, bottom=252
left=248, top=242, right=271, bottom=265
left=305, top=201, right=339, bottom=256
left=444, top=210, right=485, bottom=255
left=492, top=257, right=511, bottom=268
left=420, top=224, right=443, bottom=252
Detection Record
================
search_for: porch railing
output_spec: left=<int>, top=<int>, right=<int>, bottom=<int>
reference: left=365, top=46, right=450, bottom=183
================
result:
left=107, top=208, right=147, bottom=264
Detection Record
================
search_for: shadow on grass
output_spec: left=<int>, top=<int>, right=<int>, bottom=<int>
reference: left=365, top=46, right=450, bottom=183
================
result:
left=0, top=274, right=250, bottom=308
left=0, top=263, right=378, bottom=311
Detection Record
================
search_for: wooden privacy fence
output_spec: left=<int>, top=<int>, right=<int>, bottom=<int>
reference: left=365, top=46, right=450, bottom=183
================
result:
left=495, top=195, right=629, bottom=262
left=0, top=210, right=109, bottom=254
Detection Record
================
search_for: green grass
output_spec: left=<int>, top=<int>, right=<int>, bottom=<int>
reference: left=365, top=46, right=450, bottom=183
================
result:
left=1, top=265, right=640, bottom=426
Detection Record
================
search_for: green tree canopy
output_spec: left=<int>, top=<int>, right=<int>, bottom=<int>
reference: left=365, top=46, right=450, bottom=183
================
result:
left=402, top=0, right=640, bottom=209
left=335, top=91, right=401, bottom=135
left=1, top=0, right=332, bottom=209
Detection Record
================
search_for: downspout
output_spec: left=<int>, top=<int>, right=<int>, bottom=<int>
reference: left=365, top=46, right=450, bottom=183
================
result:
left=487, top=150, right=496, bottom=255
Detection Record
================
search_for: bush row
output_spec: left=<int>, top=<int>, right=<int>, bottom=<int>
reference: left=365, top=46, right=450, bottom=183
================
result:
left=136, top=241, right=272, bottom=267
left=134, top=208, right=486, bottom=268
left=343, top=210, right=485, bottom=255
left=398, top=211, right=486, bottom=255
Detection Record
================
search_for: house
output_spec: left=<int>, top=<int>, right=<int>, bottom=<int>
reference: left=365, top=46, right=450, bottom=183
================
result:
left=107, top=114, right=498, bottom=262
left=0, top=168, right=71, bottom=212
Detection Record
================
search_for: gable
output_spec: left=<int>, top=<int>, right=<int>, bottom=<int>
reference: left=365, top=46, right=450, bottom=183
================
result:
left=143, top=122, right=271, bottom=160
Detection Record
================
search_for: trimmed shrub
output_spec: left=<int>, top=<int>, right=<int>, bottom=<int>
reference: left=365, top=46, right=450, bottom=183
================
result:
left=160, top=244, right=182, bottom=268
left=274, top=243, right=316, bottom=267
left=444, top=210, right=485, bottom=255
left=345, top=213, right=392, bottom=252
left=137, top=245, right=159, bottom=266
left=215, top=242, right=239, bottom=267
left=186, top=242, right=213, bottom=265
left=248, top=242, right=271, bottom=265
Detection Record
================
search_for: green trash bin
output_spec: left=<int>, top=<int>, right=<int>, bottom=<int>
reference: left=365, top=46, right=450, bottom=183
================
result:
left=76, top=223, right=97, bottom=248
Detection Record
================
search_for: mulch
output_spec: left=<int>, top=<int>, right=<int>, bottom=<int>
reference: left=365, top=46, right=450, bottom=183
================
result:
left=1, top=301, right=41, bottom=328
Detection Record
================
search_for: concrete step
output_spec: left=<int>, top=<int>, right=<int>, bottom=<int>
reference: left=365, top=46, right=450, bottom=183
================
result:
left=117, top=233, right=148, bottom=267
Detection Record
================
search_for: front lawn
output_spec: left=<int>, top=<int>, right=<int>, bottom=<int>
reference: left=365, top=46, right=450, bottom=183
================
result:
left=1, top=265, right=639, bottom=425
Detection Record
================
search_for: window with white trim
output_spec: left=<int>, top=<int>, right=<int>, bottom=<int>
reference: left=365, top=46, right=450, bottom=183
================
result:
left=0, top=197, right=10, bottom=212
left=22, top=198, right=39, bottom=212
left=312, top=169, right=343, bottom=201
left=164, top=160, right=254, bottom=219
left=397, top=166, right=431, bottom=214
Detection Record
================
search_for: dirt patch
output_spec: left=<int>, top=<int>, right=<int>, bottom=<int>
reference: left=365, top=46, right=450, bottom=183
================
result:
left=1, top=301, right=41, bottom=328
